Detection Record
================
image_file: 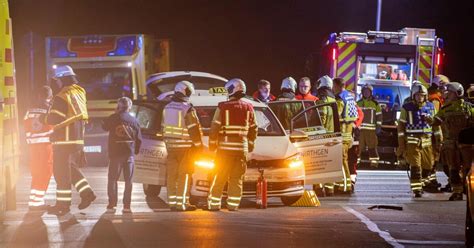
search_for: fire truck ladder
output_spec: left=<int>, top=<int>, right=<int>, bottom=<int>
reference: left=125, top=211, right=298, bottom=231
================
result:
left=415, top=37, right=436, bottom=86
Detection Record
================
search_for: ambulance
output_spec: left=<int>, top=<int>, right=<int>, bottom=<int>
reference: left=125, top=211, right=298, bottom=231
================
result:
left=0, top=0, right=21, bottom=219
left=45, top=34, right=171, bottom=165
left=320, top=28, right=445, bottom=167
left=132, top=75, right=343, bottom=205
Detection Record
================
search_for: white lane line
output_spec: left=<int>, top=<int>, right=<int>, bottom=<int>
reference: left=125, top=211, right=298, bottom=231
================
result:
left=343, top=206, right=403, bottom=248
left=396, top=240, right=465, bottom=245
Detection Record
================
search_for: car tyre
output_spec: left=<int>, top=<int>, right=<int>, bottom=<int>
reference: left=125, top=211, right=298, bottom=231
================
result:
left=281, top=196, right=301, bottom=206
left=143, top=184, right=161, bottom=197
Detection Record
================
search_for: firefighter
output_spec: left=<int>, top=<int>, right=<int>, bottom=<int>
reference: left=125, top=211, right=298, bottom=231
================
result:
left=430, top=82, right=474, bottom=200
left=397, top=84, right=438, bottom=198
left=333, top=78, right=359, bottom=193
left=24, top=86, right=54, bottom=210
left=275, top=77, right=300, bottom=129
left=466, top=84, right=474, bottom=104
left=313, top=76, right=337, bottom=196
left=252, top=80, right=275, bottom=103
left=349, top=98, right=364, bottom=190
left=45, top=65, right=96, bottom=215
left=295, top=77, right=319, bottom=101
left=429, top=75, right=449, bottom=111
left=102, top=97, right=142, bottom=213
left=357, top=84, right=382, bottom=168
left=207, top=78, right=258, bottom=211
left=162, top=81, right=203, bottom=211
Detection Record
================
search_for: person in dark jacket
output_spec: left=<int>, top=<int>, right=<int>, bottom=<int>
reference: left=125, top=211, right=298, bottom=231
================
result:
left=102, top=97, right=142, bottom=213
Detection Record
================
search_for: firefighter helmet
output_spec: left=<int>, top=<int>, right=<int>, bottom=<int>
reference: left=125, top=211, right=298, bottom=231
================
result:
left=445, top=82, right=464, bottom=97
left=411, top=84, right=428, bottom=96
left=174, top=81, right=195, bottom=97
left=317, top=75, right=333, bottom=89
left=281, top=77, right=297, bottom=92
left=467, top=84, right=474, bottom=100
left=54, top=65, right=76, bottom=78
left=432, top=74, right=450, bottom=87
left=225, top=78, right=246, bottom=97
left=362, top=84, right=373, bottom=93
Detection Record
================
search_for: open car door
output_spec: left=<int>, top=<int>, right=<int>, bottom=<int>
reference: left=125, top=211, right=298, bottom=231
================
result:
left=289, top=102, right=343, bottom=185
left=129, top=101, right=168, bottom=188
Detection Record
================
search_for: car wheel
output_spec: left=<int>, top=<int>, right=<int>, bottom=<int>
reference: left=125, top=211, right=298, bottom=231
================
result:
left=281, top=196, right=301, bottom=206
left=143, top=184, right=161, bottom=197
left=467, top=197, right=473, bottom=248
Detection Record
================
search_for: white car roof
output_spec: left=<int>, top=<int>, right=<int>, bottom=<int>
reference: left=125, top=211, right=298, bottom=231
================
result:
left=189, top=95, right=267, bottom=108
left=146, top=71, right=228, bottom=85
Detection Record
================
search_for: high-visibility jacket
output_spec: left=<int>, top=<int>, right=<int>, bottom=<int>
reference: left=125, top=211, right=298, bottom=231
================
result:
left=316, top=96, right=336, bottom=133
left=357, top=98, right=382, bottom=131
left=209, top=98, right=258, bottom=156
left=24, top=103, right=53, bottom=145
left=162, top=100, right=203, bottom=152
left=336, top=89, right=359, bottom=123
left=45, top=84, right=88, bottom=146
left=398, top=101, right=439, bottom=147
left=295, top=93, right=319, bottom=101
left=432, top=99, right=474, bottom=142
left=428, top=92, right=444, bottom=112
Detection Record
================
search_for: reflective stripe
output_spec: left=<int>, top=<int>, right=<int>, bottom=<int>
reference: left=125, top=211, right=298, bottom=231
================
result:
left=376, top=121, right=382, bottom=125
left=75, top=178, right=87, bottom=188
left=35, top=190, right=45, bottom=196
left=56, top=190, right=72, bottom=194
left=78, top=184, right=91, bottom=193
left=227, top=201, right=239, bottom=207
left=50, top=109, right=66, bottom=118
left=408, top=111, right=413, bottom=124
left=181, top=174, right=189, bottom=210
left=228, top=196, right=241, bottom=201
left=26, top=137, right=50, bottom=144
left=187, top=123, right=197, bottom=129
left=210, top=197, right=221, bottom=201
left=57, top=197, right=72, bottom=201
left=52, top=140, right=84, bottom=145
left=213, top=120, right=221, bottom=125
left=398, top=133, right=405, bottom=137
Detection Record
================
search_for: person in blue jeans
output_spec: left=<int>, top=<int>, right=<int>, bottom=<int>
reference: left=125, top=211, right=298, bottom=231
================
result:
left=102, top=97, right=142, bottom=213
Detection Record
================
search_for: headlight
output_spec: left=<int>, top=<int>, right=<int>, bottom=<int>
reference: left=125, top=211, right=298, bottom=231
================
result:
left=194, top=160, right=215, bottom=169
left=396, top=111, right=401, bottom=120
left=286, top=155, right=304, bottom=169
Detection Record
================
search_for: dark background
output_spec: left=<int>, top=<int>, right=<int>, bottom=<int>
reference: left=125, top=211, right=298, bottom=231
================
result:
left=9, top=0, right=474, bottom=110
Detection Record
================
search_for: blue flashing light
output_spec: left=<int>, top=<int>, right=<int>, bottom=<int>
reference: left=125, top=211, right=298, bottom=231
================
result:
left=328, top=33, right=337, bottom=44
left=107, top=36, right=137, bottom=56
left=49, top=38, right=77, bottom=58
left=437, top=38, right=444, bottom=49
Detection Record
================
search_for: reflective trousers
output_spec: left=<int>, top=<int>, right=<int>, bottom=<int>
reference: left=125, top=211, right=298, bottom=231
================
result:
left=28, top=144, right=53, bottom=207
left=443, top=141, right=472, bottom=193
left=53, top=145, right=93, bottom=206
left=108, top=155, right=134, bottom=207
left=166, top=150, right=194, bottom=210
left=405, top=142, right=433, bottom=193
left=337, top=123, right=353, bottom=192
left=208, top=154, right=246, bottom=210
left=359, top=129, right=379, bottom=166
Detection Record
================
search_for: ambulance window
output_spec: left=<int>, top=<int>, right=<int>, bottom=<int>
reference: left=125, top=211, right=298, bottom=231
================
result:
left=359, top=62, right=411, bottom=81
left=72, top=67, right=133, bottom=100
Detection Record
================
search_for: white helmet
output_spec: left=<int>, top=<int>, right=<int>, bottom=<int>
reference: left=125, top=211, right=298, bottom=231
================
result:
left=174, top=81, right=195, bottom=97
left=225, top=78, right=246, bottom=97
left=445, top=82, right=464, bottom=97
left=432, top=74, right=450, bottom=87
left=54, top=65, right=76, bottom=78
left=411, top=83, right=428, bottom=96
left=280, top=77, right=297, bottom=92
left=317, top=75, right=333, bottom=89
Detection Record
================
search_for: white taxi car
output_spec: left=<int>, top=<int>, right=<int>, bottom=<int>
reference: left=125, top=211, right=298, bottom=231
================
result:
left=131, top=96, right=306, bottom=205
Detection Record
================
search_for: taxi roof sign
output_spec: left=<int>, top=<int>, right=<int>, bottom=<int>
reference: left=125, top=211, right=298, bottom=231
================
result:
left=209, top=87, right=227, bottom=95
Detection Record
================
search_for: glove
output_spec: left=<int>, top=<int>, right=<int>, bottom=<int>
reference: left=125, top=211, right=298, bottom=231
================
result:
left=396, top=146, right=405, bottom=157
left=376, top=126, right=382, bottom=135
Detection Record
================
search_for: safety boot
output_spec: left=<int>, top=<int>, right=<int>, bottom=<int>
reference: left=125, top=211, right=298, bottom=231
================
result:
left=78, top=192, right=96, bottom=210
left=440, top=183, right=452, bottom=192
left=448, top=192, right=463, bottom=201
left=414, top=192, right=422, bottom=198
left=177, top=204, right=197, bottom=211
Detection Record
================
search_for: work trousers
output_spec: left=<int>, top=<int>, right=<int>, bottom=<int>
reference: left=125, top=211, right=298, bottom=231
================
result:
left=208, top=154, right=246, bottom=210
left=28, top=144, right=53, bottom=207
left=443, top=141, right=472, bottom=194
left=108, top=155, right=134, bottom=207
left=405, top=141, right=433, bottom=194
left=53, top=145, right=93, bottom=207
left=359, top=129, right=379, bottom=167
left=166, top=150, right=194, bottom=209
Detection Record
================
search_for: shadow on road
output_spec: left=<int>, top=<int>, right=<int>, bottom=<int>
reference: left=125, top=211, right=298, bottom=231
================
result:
left=83, top=213, right=127, bottom=248
left=7, top=210, right=49, bottom=247
left=145, top=196, right=169, bottom=210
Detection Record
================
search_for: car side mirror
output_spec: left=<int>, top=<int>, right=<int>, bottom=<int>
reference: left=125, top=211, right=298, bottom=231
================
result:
left=289, top=130, right=309, bottom=143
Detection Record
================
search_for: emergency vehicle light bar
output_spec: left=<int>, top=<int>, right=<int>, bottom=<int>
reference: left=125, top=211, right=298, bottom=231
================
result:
left=340, top=32, right=367, bottom=43
left=367, top=31, right=406, bottom=44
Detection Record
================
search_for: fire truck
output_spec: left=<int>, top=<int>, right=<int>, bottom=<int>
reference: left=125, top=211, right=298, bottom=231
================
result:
left=320, top=28, right=445, bottom=167
left=1, top=0, right=20, bottom=219
left=45, top=34, right=171, bottom=166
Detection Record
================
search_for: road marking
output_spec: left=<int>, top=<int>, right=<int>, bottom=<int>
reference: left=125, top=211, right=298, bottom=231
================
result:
left=396, top=239, right=464, bottom=245
left=343, top=206, right=403, bottom=248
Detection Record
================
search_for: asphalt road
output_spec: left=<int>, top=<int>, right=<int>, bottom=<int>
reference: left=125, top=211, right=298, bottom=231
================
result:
left=0, top=167, right=467, bottom=248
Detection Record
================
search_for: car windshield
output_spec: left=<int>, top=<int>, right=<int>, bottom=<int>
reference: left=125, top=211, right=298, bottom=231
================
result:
left=148, top=76, right=226, bottom=97
left=195, top=106, right=285, bottom=136
left=72, top=67, right=132, bottom=100
left=359, top=85, right=410, bottom=124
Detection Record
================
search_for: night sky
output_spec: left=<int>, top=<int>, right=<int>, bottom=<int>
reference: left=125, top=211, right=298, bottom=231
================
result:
left=8, top=0, right=474, bottom=109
